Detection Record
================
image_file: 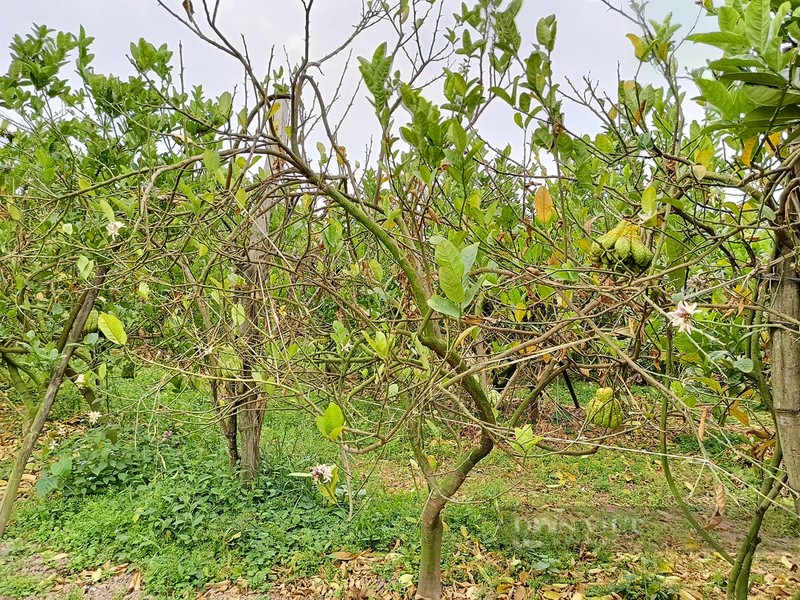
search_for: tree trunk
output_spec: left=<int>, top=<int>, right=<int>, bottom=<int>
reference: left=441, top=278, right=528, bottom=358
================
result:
left=237, top=375, right=265, bottom=484
left=417, top=497, right=445, bottom=600
left=772, top=263, right=800, bottom=515
left=0, top=269, right=106, bottom=538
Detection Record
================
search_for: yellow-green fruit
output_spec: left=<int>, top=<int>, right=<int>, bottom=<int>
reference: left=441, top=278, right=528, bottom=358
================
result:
left=589, top=241, right=604, bottom=258
left=630, top=238, right=653, bottom=267
left=598, top=222, right=626, bottom=250
left=84, top=310, right=99, bottom=333
left=613, top=235, right=631, bottom=260
left=595, top=387, right=614, bottom=402
left=586, top=392, right=624, bottom=429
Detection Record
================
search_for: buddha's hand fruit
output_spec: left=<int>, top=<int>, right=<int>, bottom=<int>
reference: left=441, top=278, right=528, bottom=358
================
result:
left=586, top=387, right=624, bottom=429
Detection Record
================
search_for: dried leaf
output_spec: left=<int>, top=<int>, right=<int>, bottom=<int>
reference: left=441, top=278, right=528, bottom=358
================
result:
left=698, top=407, right=709, bottom=441
left=703, top=485, right=725, bottom=530
left=182, top=0, right=194, bottom=18
left=534, top=186, right=556, bottom=224
left=128, top=571, right=141, bottom=592
left=729, top=400, right=750, bottom=426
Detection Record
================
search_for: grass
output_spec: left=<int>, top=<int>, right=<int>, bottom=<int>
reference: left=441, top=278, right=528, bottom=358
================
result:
left=0, top=367, right=797, bottom=599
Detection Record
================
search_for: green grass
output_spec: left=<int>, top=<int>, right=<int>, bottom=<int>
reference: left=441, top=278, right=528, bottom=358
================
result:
left=1, top=368, right=797, bottom=599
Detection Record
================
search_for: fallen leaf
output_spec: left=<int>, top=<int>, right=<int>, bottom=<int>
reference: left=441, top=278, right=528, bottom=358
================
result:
left=128, top=571, right=141, bottom=592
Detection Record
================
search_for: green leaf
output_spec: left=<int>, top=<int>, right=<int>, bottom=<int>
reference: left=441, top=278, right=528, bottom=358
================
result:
left=733, top=357, right=754, bottom=373
left=218, top=91, right=232, bottom=117
left=97, top=312, right=127, bottom=346
left=535, top=15, right=555, bottom=52
left=434, top=239, right=465, bottom=304
left=76, top=255, right=94, bottom=280
left=97, top=198, right=115, bottom=222
left=511, top=424, right=541, bottom=454
left=460, top=243, right=479, bottom=276
left=687, top=32, right=749, bottom=48
left=718, top=71, right=787, bottom=87
left=744, top=0, right=769, bottom=51
left=743, top=84, right=800, bottom=107
left=363, top=330, right=390, bottom=359
left=203, top=148, right=220, bottom=174
left=448, top=121, right=467, bottom=152
left=427, top=295, right=461, bottom=319
left=316, top=402, right=345, bottom=441
left=695, top=77, right=736, bottom=120
left=357, top=42, right=393, bottom=111
left=323, top=217, right=343, bottom=252
left=641, top=186, right=657, bottom=225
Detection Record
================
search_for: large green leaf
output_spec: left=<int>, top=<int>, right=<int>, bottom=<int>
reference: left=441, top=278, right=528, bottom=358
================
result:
left=316, top=402, right=345, bottom=441
left=97, top=312, right=127, bottom=346
left=427, top=295, right=461, bottom=319
left=696, top=78, right=736, bottom=120
left=745, top=0, right=770, bottom=51
left=717, top=71, right=787, bottom=87
left=434, top=239, right=465, bottom=304
left=743, top=84, right=800, bottom=106
left=686, top=32, right=749, bottom=48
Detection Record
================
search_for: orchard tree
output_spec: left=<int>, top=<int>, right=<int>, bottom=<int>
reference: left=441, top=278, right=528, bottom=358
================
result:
left=1, top=2, right=798, bottom=600
left=155, top=1, right=795, bottom=598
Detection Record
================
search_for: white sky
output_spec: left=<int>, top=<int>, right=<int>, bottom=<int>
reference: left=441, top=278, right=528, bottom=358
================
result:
left=1, top=1, right=716, bottom=153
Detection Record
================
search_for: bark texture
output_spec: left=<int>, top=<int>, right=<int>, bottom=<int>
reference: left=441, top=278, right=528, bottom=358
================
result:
left=772, top=262, right=800, bottom=515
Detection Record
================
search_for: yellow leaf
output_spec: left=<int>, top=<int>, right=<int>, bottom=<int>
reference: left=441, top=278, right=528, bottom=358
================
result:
left=543, top=591, right=561, bottom=600
left=453, top=325, right=478, bottom=347
left=766, top=131, right=782, bottom=154
left=626, top=33, right=647, bottom=60
left=514, top=302, right=527, bottom=323
left=741, top=137, right=756, bottom=166
left=6, top=203, right=21, bottom=221
left=694, top=147, right=713, bottom=167
left=534, top=186, right=556, bottom=224
left=692, top=164, right=707, bottom=180
left=608, top=105, right=618, bottom=120
left=729, top=400, right=750, bottom=426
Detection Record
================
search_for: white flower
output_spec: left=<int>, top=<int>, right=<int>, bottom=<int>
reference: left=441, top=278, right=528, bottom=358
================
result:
left=667, top=300, right=698, bottom=333
left=310, top=464, right=334, bottom=484
left=106, top=221, right=124, bottom=239
left=87, top=410, right=102, bottom=424
left=75, top=373, right=86, bottom=386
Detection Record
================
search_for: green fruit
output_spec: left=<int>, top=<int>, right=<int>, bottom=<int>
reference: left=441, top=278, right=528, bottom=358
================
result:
left=613, top=235, right=631, bottom=260
left=84, top=310, right=99, bottom=333
left=586, top=393, right=624, bottom=429
left=598, top=222, right=626, bottom=250
left=596, top=387, right=614, bottom=402
left=589, top=241, right=604, bottom=258
left=631, top=238, right=653, bottom=267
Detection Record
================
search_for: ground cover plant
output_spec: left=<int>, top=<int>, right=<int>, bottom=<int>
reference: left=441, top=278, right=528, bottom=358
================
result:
left=1, top=0, right=799, bottom=599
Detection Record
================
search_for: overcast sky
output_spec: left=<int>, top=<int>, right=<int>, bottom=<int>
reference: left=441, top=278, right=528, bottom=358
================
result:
left=1, top=1, right=716, bottom=153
